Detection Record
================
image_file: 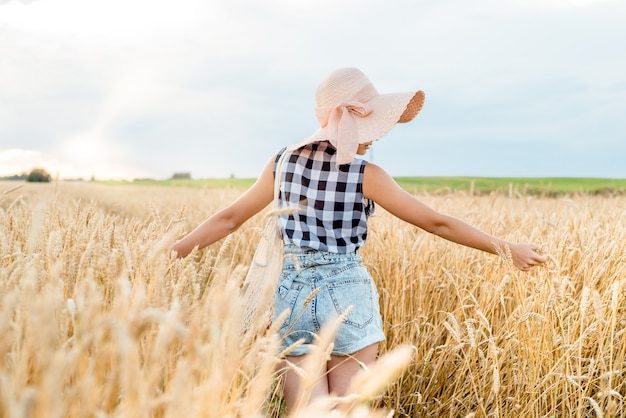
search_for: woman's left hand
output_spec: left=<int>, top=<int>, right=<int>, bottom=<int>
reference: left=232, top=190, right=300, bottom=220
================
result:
left=507, top=242, right=549, bottom=271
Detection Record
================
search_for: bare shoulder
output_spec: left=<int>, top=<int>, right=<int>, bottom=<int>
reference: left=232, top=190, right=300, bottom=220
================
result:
left=363, top=162, right=442, bottom=229
left=254, top=153, right=280, bottom=192
left=363, top=162, right=403, bottom=201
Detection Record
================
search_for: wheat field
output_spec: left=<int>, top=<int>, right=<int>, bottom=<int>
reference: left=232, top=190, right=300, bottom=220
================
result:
left=1, top=181, right=625, bottom=417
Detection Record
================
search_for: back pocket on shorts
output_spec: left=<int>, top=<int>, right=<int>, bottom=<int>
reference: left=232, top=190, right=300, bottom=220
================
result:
left=327, top=278, right=374, bottom=329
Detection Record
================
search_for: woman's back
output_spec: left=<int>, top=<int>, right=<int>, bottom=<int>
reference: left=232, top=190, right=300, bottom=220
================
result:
left=277, top=141, right=374, bottom=254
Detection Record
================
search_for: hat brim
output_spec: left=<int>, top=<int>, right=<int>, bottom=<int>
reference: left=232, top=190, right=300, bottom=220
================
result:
left=288, top=90, right=425, bottom=153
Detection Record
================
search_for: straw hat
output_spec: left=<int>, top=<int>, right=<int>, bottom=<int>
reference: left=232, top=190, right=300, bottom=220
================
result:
left=287, top=67, right=425, bottom=165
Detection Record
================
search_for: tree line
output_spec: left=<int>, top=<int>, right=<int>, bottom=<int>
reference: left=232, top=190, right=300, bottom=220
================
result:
left=0, top=168, right=52, bottom=182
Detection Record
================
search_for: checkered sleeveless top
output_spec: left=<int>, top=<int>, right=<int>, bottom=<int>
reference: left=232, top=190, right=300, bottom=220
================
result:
left=274, top=141, right=375, bottom=254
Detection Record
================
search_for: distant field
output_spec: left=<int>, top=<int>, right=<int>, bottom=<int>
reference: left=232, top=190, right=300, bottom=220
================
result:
left=394, top=177, right=626, bottom=195
left=104, top=176, right=626, bottom=195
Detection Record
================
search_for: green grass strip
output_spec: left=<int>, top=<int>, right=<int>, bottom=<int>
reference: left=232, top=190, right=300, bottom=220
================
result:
left=99, top=176, right=626, bottom=195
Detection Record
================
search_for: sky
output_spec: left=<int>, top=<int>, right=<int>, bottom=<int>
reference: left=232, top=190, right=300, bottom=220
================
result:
left=1, top=0, right=625, bottom=180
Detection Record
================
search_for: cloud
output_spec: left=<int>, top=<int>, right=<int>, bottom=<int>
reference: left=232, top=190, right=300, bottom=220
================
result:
left=0, top=0, right=40, bottom=4
left=1, top=0, right=625, bottom=179
left=0, top=148, right=156, bottom=180
left=1, top=0, right=211, bottom=45
left=0, top=149, right=47, bottom=175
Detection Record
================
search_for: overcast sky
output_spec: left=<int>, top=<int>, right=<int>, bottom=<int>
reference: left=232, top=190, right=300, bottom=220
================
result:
left=1, top=0, right=625, bottom=180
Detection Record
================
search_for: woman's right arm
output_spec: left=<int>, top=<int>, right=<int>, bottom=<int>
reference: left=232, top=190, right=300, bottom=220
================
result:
left=171, top=154, right=277, bottom=258
left=362, top=163, right=547, bottom=271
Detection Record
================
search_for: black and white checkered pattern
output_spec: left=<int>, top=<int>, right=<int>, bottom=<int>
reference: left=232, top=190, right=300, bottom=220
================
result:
left=274, top=141, right=375, bottom=254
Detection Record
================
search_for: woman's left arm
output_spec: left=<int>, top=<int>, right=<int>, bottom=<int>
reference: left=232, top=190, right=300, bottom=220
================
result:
left=363, top=163, right=548, bottom=271
left=171, top=154, right=276, bottom=258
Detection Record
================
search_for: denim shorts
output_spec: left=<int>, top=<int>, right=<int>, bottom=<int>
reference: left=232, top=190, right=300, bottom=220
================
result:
left=273, top=244, right=385, bottom=357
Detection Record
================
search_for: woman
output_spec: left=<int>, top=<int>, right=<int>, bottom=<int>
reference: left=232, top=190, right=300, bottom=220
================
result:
left=172, top=67, right=548, bottom=413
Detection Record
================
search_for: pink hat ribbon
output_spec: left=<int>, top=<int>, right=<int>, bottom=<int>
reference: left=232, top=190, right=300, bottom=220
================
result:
left=314, top=101, right=372, bottom=165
